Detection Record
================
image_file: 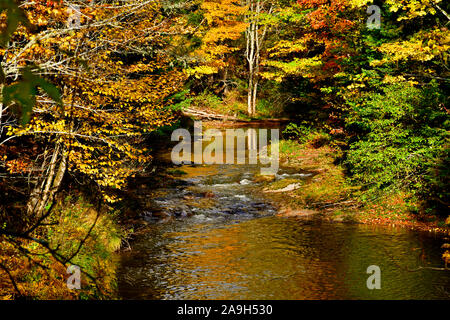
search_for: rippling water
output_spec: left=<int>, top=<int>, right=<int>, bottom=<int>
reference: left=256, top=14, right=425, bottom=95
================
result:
left=119, top=215, right=450, bottom=299
left=118, top=125, right=450, bottom=300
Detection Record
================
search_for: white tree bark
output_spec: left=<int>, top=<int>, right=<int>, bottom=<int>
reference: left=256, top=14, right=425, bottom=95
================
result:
left=245, top=0, right=272, bottom=116
left=27, top=143, right=67, bottom=217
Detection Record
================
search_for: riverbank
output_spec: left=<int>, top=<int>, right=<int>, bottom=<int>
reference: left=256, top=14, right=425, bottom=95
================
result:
left=265, top=136, right=450, bottom=236
left=185, top=119, right=450, bottom=235
left=263, top=134, right=450, bottom=270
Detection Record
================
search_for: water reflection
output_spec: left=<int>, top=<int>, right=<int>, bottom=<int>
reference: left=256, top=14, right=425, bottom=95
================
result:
left=120, top=124, right=450, bottom=300
left=119, top=217, right=450, bottom=299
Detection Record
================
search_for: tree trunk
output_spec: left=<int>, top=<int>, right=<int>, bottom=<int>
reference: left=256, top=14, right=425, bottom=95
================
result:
left=245, top=0, right=271, bottom=116
left=222, top=68, right=229, bottom=96
left=27, top=143, right=67, bottom=218
left=248, top=65, right=254, bottom=115
left=246, top=0, right=256, bottom=116
left=252, top=78, right=258, bottom=115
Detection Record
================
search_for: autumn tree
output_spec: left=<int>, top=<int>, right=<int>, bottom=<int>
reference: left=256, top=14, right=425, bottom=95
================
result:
left=261, top=1, right=369, bottom=82
left=187, top=0, right=247, bottom=81
left=0, top=0, right=187, bottom=297
left=245, top=0, right=273, bottom=115
left=2, top=0, right=186, bottom=210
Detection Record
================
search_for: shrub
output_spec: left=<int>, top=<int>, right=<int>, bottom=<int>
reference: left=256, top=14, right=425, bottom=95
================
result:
left=345, top=82, right=449, bottom=214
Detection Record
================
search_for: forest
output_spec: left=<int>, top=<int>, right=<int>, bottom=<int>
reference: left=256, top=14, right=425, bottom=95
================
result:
left=0, top=0, right=449, bottom=300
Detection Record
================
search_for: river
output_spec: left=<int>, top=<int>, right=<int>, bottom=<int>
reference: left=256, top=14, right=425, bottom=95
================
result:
left=118, top=124, right=450, bottom=300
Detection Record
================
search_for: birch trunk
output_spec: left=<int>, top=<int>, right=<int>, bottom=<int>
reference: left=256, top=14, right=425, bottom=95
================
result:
left=245, top=0, right=271, bottom=116
left=27, top=143, right=67, bottom=218
left=248, top=65, right=254, bottom=115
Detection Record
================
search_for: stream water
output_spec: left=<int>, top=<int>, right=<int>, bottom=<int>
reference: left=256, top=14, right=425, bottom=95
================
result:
left=118, top=124, right=450, bottom=300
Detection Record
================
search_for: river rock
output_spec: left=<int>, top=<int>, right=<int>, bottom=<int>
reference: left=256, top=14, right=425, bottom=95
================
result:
left=202, top=191, right=215, bottom=198
left=253, top=174, right=276, bottom=183
left=151, top=210, right=171, bottom=218
left=277, top=208, right=317, bottom=218
left=264, top=183, right=301, bottom=193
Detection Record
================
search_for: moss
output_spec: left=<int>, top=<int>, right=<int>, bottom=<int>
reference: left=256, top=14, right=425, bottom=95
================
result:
left=166, top=168, right=188, bottom=176
left=294, top=166, right=356, bottom=206
left=253, top=174, right=276, bottom=183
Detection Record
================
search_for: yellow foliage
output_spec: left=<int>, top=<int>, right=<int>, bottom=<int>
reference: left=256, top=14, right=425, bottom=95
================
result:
left=189, top=0, right=247, bottom=76
left=371, top=28, right=450, bottom=66
left=385, top=0, right=444, bottom=20
left=261, top=57, right=323, bottom=82
left=4, top=1, right=186, bottom=201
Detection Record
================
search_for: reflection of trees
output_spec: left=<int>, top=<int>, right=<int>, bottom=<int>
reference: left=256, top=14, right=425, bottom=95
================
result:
left=121, top=216, right=450, bottom=299
left=247, top=129, right=257, bottom=164
left=157, top=219, right=347, bottom=299
left=342, top=224, right=450, bottom=299
left=163, top=224, right=245, bottom=299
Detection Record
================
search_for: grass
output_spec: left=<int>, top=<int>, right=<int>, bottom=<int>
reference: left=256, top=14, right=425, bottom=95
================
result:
left=189, top=91, right=284, bottom=120
left=274, top=132, right=448, bottom=231
left=267, top=178, right=302, bottom=190
left=277, top=133, right=355, bottom=207
left=0, top=195, right=123, bottom=299
left=293, top=167, right=356, bottom=206
left=166, top=168, right=188, bottom=176
left=263, top=136, right=356, bottom=215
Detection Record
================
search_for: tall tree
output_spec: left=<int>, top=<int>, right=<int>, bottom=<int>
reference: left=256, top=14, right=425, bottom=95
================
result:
left=245, top=0, right=272, bottom=115
left=1, top=0, right=186, bottom=235
left=187, top=0, right=247, bottom=80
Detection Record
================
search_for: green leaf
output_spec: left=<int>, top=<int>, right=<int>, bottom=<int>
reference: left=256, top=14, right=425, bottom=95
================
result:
left=3, top=67, right=62, bottom=125
left=0, top=0, right=31, bottom=46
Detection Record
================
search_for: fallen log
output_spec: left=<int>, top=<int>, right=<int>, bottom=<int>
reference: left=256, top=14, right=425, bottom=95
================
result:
left=182, top=108, right=247, bottom=122
left=182, top=108, right=291, bottom=123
